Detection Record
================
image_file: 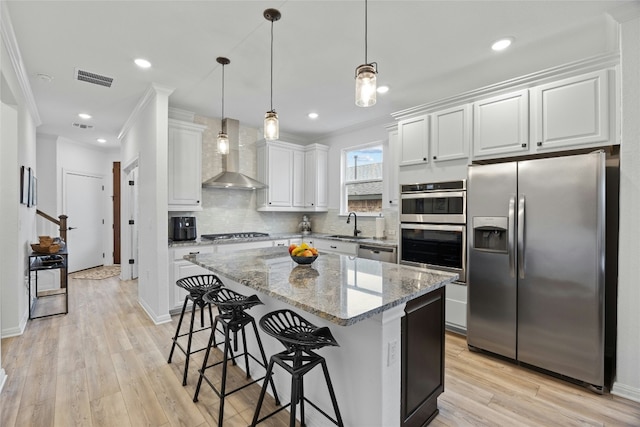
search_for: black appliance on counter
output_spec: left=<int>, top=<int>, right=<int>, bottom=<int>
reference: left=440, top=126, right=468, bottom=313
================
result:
left=171, top=216, right=197, bottom=241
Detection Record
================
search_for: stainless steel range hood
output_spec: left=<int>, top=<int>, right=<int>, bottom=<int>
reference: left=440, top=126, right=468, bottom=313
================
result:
left=202, top=118, right=266, bottom=190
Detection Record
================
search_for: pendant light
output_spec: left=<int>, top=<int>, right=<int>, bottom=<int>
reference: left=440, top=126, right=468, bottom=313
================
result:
left=264, top=8, right=281, bottom=141
left=355, top=0, right=377, bottom=107
left=216, top=56, right=230, bottom=154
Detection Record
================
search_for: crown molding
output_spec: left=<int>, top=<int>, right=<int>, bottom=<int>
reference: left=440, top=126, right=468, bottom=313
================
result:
left=118, top=83, right=174, bottom=140
left=392, top=51, right=620, bottom=121
left=1, top=2, right=41, bottom=125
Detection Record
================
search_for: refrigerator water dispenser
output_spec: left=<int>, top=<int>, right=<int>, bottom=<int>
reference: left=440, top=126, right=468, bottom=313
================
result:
left=472, top=217, right=508, bottom=253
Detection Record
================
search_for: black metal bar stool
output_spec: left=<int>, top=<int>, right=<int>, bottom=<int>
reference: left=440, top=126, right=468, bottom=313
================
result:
left=167, top=274, right=224, bottom=386
left=251, top=309, right=344, bottom=427
left=193, top=288, right=280, bottom=427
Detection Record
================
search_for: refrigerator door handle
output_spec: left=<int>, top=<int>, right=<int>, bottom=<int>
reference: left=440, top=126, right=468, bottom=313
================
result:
left=518, top=194, right=526, bottom=279
left=508, top=196, right=516, bottom=278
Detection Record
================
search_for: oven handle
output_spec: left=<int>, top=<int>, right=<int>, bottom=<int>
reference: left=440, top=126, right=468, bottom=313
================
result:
left=400, top=190, right=466, bottom=200
left=508, top=196, right=516, bottom=278
left=400, top=223, right=466, bottom=232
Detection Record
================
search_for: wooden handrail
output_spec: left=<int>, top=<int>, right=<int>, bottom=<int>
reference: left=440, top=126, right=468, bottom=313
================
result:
left=36, top=210, right=68, bottom=243
left=35, top=210, right=68, bottom=288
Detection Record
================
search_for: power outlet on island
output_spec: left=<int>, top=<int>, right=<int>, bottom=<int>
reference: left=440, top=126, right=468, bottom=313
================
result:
left=387, top=340, right=398, bottom=366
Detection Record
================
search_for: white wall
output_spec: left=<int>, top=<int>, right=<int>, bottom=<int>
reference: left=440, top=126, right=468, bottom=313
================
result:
left=120, top=84, right=173, bottom=324
left=611, top=9, right=640, bottom=402
left=1, top=24, right=37, bottom=340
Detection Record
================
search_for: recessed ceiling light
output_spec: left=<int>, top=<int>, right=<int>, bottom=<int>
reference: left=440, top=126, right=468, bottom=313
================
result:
left=377, top=85, right=389, bottom=94
left=308, top=112, right=319, bottom=119
left=134, top=58, right=152, bottom=69
left=78, top=113, right=92, bottom=120
left=97, top=138, right=107, bottom=143
left=492, top=37, right=514, bottom=51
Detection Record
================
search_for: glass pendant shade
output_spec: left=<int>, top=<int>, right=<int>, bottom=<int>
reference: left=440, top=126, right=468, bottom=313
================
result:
left=217, top=130, right=229, bottom=154
left=264, top=111, right=279, bottom=141
left=355, top=64, right=377, bottom=107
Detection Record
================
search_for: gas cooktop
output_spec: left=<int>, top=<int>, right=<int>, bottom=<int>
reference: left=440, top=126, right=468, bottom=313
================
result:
left=201, top=232, right=270, bottom=241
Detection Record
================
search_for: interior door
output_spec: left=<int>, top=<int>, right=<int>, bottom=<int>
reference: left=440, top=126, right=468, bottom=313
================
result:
left=127, top=167, right=139, bottom=279
left=65, top=171, right=104, bottom=272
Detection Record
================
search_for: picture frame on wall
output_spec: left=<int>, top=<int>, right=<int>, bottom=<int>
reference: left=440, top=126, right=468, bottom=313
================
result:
left=30, top=175, right=37, bottom=207
left=20, top=166, right=29, bottom=205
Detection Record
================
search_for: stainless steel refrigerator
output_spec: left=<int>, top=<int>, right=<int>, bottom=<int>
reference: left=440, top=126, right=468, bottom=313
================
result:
left=467, top=151, right=613, bottom=391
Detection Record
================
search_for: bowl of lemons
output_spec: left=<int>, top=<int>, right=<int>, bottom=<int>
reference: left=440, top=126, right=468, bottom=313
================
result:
left=288, top=243, right=319, bottom=265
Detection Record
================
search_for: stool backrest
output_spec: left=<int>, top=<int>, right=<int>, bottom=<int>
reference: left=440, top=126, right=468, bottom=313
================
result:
left=176, top=274, right=224, bottom=298
left=260, top=309, right=339, bottom=350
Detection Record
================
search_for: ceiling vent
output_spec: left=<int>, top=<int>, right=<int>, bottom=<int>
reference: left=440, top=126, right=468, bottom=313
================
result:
left=72, top=122, right=94, bottom=130
left=74, top=68, right=113, bottom=88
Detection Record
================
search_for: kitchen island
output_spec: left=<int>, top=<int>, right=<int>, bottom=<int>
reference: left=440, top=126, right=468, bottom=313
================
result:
left=186, top=247, right=458, bottom=426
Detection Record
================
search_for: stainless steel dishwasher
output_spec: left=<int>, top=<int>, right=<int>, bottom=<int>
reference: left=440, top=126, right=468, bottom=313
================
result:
left=357, top=243, right=397, bottom=263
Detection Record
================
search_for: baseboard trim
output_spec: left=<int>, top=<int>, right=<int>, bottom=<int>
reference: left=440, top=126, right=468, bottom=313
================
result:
left=611, top=381, right=640, bottom=403
left=0, top=369, right=7, bottom=394
left=137, top=299, right=171, bottom=325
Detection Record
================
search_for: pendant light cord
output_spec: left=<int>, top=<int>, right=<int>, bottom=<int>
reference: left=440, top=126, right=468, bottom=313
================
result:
left=221, top=63, right=225, bottom=122
left=364, top=0, right=368, bottom=64
left=270, top=19, right=274, bottom=112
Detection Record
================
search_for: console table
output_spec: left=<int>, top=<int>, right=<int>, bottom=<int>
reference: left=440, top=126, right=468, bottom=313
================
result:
left=28, top=248, right=69, bottom=319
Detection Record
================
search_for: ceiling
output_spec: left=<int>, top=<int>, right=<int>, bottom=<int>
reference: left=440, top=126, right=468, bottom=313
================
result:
left=4, top=1, right=632, bottom=149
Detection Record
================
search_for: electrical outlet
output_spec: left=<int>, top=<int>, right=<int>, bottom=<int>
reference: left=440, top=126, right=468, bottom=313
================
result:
left=387, top=340, right=398, bottom=366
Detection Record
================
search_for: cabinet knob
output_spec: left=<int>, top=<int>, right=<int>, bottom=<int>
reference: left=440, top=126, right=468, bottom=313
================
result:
left=537, top=141, right=542, bottom=147
left=521, top=143, right=527, bottom=148
left=433, top=156, right=437, bottom=160
left=423, top=157, right=427, bottom=161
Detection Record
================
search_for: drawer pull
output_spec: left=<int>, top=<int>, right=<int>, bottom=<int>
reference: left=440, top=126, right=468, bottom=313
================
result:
left=189, top=251, right=200, bottom=255
left=330, top=245, right=337, bottom=249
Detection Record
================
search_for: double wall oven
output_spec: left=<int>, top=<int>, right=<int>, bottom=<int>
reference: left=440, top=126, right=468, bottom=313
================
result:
left=399, top=180, right=467, bottom=283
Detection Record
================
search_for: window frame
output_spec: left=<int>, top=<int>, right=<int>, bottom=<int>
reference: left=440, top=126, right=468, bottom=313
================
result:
left=340, top=140, right=385, bottom=216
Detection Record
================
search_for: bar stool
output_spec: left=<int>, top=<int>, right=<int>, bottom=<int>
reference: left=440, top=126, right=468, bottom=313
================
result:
left=167, top=274, right=224, bottom=386
left=193, top=288, right=280, bottom=427
left=251, top=309, right=344, bottom=427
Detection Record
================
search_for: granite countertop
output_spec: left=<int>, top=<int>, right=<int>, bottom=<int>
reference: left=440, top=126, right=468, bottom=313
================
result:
left=186, top=246, right=457, bottom=326
left=170, top=232, right=398, bottom=248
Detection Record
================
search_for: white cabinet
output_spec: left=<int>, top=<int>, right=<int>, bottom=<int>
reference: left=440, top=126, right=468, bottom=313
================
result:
left=257, top=140, right=328, bottom=212
left=215, top=240, right=273, bottom=253
left=398, top=115, right=429, bottom=166
left=304, top=144, right=329, bottom=210
left=385, top=125, right=399, bottom=206
left=472, top=89, right=530, bottom=159
left=168, top=119, right=207, bottom=211
left=169, top=245, right=215, bottom=312
left=445, top=283, right=467, bottom=333
left=531, top=69, right=611, bottom=151
left=312, top=238, right=358, bottom=256
left=431, top=104, right=471, bottom=162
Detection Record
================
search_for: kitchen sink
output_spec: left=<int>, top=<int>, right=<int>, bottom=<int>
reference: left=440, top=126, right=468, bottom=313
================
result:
left=325, top=235, right=368, bottom=240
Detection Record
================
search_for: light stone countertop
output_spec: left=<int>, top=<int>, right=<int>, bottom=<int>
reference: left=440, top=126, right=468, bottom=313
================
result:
left=186, top=246, right=457, bottom=326
left=170, top=232, right=398, bottom=248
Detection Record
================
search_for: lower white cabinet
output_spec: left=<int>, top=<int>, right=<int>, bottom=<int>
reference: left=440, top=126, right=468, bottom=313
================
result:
left=169, top=245, right=215, bottom=313
left=445, top=282, right=467, bottom=333
left=310, top=238, right=358, bottom=256
left=216, top=240, right=273, bottom=253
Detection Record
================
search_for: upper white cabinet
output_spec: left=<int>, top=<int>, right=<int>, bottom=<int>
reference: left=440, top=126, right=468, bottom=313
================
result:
left=398, top=115, right=429, bottom=166
left=257, top=140, right=328, bottom=212
left=472, top=89, right=530, bottom=159
left=168, top=119, right=207, bottom=211
left=531, top=69, right=611, bottom=151
left=304, top=144, right=329, bottom=210
left=431, top=104, right=471, bottom=162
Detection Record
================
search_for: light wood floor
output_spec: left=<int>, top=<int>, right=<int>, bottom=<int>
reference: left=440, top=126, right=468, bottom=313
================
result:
left=1, top=275, right=639, bottom=426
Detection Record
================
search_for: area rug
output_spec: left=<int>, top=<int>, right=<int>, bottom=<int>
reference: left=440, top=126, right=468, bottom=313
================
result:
left=70, top=265, right=121, bottom=280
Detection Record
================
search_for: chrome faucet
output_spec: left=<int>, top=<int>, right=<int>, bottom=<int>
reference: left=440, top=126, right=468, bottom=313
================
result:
left=346, top=212, right=361, bottom=237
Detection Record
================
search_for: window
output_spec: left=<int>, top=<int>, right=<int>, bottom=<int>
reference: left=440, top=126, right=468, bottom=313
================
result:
left=342, top=143, right=383, bottom=214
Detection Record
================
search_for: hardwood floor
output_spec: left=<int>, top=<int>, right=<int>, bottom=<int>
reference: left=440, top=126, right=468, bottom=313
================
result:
left=1, top=275, right=638, bottom=426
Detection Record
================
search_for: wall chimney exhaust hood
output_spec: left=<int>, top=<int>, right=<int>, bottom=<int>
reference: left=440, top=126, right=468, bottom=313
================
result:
left=202, top=118, right=267, bottom=190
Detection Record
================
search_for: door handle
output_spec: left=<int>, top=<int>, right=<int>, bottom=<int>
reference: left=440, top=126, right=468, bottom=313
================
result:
left=508, top=196, right=516, bottom=278
left=518, top=195, right=526, bottom=279
left=68, top=227, right=77, bottom=230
